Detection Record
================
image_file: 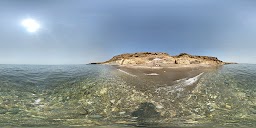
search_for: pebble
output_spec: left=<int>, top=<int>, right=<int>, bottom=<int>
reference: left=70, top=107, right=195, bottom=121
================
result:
left=225, top=104, right=232, bottom=109
left=156, top=105, right=164, bottom=109
left=100, top=88, right=108, bottom=95
left=119, top=111, right=126, bottom=115
left=34, top=98, right=41, bottom=104
left=110, top=99, right=115, bottom=104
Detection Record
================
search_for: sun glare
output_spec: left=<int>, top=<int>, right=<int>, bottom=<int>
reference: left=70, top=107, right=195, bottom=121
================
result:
left=21, top=18, right=40, bottom=33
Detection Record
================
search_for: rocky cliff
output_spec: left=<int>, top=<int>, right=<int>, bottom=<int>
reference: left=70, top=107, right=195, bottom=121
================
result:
left=173, top=53, right=225, bottom=65
left=93, top=52, right=232, bottom=66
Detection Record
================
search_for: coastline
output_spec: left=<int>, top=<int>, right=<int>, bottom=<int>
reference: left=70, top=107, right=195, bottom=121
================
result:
left=89, top=52, right=234, bottom=92
left=90, top=52, right=236, bottom=69
left=111, top=63, right=216, bottom=69
left=110, top=63, right=220, bottom=92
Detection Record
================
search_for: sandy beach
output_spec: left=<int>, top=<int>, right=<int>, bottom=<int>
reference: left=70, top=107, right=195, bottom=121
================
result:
left=112, top=64, right=220, bottom=92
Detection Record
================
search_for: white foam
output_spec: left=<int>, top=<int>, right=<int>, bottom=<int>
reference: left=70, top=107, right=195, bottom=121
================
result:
left=117, top=69, right=136, bottom=77
left=183, top=73, right=204, bottom=85
left=144, top=73, right=159, bottom=76
left=155, top=72, right=204, bottom=95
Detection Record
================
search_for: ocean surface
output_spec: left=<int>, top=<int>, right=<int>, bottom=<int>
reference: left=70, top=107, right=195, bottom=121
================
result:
left=0, top=64, right=255, bottom=127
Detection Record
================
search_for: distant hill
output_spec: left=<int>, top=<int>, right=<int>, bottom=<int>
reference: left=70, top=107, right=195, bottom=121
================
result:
left=90, top=52, right=236, bottom=66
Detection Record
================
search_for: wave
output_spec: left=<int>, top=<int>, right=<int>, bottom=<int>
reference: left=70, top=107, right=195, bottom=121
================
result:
left=155, top=73, right=204, bottom=95
left=117, top=69, right=136, bottom=77
left=180, top=72, right=204, bottom=85
left=144, top=73, right=159, bottom=76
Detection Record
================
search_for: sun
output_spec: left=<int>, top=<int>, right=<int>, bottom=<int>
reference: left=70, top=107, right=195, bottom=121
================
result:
left=21, top=18, right=40, bottom=33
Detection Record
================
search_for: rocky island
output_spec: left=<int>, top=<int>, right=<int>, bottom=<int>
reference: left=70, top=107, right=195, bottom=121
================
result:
left=91, top=52, right=235, bottom=68
left=79, top=52, right=242, bottom=127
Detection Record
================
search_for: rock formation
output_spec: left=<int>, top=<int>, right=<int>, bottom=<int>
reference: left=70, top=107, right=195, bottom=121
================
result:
left=92, top=52, right=233, bottom=66
left=173, top=53, right=225, bottom=65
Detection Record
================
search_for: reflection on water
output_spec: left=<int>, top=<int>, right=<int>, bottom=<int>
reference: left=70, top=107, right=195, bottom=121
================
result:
left=0, top=64, right=255, bottom=127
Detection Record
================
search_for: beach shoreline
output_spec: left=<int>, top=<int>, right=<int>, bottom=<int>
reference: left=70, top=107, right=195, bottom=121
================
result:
left=110, top=63, right=216, bottom=69
left=110, top=63, right=220, bottom=93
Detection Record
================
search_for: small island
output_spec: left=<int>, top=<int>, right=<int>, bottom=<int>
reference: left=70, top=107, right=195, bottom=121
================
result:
left=90, top=52, right=236, bottom=68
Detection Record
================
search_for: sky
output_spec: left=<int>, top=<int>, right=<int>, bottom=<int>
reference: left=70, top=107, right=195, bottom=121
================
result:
left=0, top=0, right=256, bottom=64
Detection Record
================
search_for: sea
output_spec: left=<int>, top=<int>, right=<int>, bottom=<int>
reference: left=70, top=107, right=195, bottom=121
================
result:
left=0, top=64, right=255, bottom=128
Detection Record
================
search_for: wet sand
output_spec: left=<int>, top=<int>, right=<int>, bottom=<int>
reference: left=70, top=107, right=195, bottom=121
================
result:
left=112, top=64, right=219, bottom=92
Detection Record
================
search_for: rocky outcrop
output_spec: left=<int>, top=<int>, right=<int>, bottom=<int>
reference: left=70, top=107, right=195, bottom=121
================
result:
left=94, top=52, right=232, bottom=66
left=173, top=53, right=225, bottom=65
left=103, top=52, right=173, bottom=66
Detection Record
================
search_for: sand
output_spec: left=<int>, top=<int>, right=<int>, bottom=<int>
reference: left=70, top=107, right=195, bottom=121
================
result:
left=111, top=64, right=220, bottom=92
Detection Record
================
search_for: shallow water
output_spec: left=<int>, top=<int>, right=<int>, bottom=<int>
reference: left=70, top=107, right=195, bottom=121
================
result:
left=0, top=64, right=255, bottom=127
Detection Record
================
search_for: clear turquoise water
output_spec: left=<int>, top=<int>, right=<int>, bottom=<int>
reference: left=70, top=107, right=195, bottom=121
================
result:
left=0, top=64, right=255, bottom=127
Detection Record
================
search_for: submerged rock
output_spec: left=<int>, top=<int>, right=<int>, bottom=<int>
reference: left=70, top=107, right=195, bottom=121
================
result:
left=131, top=102, right=160, bottom=119
left=0, top=108, right=8, bottom=114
